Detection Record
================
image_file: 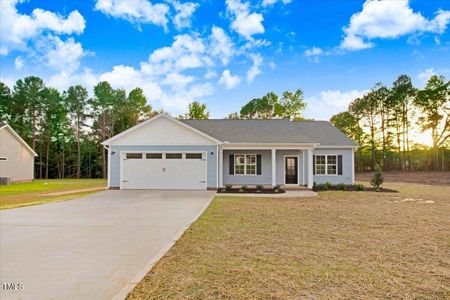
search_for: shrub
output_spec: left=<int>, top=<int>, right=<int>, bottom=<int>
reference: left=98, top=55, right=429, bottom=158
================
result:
left=256, top=184, right=264, bottom=192
left=370, top=165, right=384, bottom=190
left=337, top=183, right=345, bottom=190
left=239, top=185, right=247, bottom=193
left=324, top=182, right=333, bottom=189
left=225, top=184, right=232, bottom=191
left=273, top=184, right=281, bottom=192
left=355, top=183, right=365, bottom=191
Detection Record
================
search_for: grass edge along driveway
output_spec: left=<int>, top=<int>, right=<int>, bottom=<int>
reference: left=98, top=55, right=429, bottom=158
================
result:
left=127, top=181, right=450, bottom=299
left=0, top=179, right=106, bottom=210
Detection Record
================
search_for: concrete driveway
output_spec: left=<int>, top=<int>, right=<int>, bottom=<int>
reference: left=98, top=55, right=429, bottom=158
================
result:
left=0, top=190, right=215, bottom=300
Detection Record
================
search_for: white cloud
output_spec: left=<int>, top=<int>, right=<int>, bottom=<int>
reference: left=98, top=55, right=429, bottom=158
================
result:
left=210, top=26, right=234, bottom=65
left=0, top=0, right=85, bottom=55
left=226, top=0, right=264, bottom=39
left=304, top=46, right=324, bottom=62
left=261, top=0, right=292, bottom=7
left=94, top=0, right=170, bottom=29
left=43, top=36, right=86, bottom=74
left=246, top=53, right=262, bottom=82
left=417, top=67, right=436, bottom=82
left=305, top=90, right=368, bottom=120
left=14, top=56, right=24, bottom=70
left=219, top=70, right=241, bottom=89
left=341, top=0, right=450, bottom=51
left=170, top=1, right=199, bottom=30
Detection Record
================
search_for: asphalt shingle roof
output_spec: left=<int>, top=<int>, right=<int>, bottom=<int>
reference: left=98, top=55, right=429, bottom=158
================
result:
left=181, top=119, right=357, bottom=146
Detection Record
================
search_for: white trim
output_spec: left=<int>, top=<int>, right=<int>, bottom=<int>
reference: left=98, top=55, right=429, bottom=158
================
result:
left=307, top=149, right=313, bottom=189
left=351, top=149, right=355, bottom=184
left=315, top=154, right=338, bottom=176
left=106, top=145, right=111, bottom=188
left=271, top=149, right=276, bottom=187
left=218, top=146, right=223, bottom=187
left=315, top=145, right=358, bottom=149
left=0, top=125, right=38, bottom=156
left=302, top=150, right=305, bottom=185
left=216, top=145, right=219, bottom=188
left=223, top=143, right=317, bottom=150
left=283, top=155, right=299, bottom=186
left=233, top=153, right=257, bottom=176
left=101, top=114, right=222, bottom=145
left=119, top=150, right=208, bottom=190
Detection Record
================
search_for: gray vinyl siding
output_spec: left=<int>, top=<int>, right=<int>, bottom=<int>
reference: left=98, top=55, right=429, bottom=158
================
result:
left=223, top=150, right=272, bottom=185
left=109, top=145, right=217, bottom=188
left=311, top=148, right=354, bottom=185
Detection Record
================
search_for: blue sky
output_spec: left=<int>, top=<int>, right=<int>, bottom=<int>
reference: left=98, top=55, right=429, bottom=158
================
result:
left=1, top=0, right=449, bottom=120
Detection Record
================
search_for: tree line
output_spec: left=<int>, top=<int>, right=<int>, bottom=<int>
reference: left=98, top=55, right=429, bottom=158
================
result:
left=0, top=74, right=448, bottom=179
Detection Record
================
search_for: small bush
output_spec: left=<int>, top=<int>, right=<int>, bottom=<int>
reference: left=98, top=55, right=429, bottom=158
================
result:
left=355, top=184, right=365, bottom=191
left=225, top=184, right=232, bottom=191
left=337, top=183, right=345, bottom=190
left=273, top=184, right=281, bottom=192
left=239, top=185, right=247, bottom=193
left=256, top=184, right=264, bottom=191
left=324, top=182, right=333, bottom=189
left=370, top=165, right=384, bottom=190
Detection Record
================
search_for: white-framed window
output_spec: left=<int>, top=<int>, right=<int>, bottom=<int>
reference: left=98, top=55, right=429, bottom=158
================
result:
left=234, top=154, right=256, bottom=175
left=315, top=154, right=337, bottom=175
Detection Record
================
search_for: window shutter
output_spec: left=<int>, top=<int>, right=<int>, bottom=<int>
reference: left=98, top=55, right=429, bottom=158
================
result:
left=312, top=155, right=316, bottom=175
left=338, top=155, right=343, bottom=175
left=229, top=154, right=234, bottom=175
left=256, top=154, right=262, bottom=175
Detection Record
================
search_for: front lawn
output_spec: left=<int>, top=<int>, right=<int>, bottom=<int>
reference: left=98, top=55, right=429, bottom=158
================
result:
left=0, top=179, right=106, bottom=209
left=128, top=181, right=450, bottom=299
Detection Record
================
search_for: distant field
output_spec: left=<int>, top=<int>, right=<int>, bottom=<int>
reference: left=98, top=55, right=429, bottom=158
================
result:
left=0, top=179, right=106, bottom=209
left=357, top=171, right=450, bottom=186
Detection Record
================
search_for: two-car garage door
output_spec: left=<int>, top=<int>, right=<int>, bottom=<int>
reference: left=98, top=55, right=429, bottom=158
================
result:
left=121, top=152, right=207, bottom=190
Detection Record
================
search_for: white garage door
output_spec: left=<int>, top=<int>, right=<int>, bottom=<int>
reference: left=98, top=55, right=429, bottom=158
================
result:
left=121, top=152, right=207, bottom=190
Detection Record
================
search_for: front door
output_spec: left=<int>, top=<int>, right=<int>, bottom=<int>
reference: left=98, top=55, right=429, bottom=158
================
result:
left=285, top=157, right=298, bottom=184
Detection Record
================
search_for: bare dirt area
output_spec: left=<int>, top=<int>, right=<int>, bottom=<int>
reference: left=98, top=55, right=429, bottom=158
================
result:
left=357, top=171, right=450, bottom=186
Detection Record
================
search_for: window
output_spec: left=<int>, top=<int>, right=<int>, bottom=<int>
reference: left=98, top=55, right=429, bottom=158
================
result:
left=126, top=153, right=142, bottom=159
left=315, top=154, right=337, bottom=175
left=166, top=153, right=182, bottom=159
left=0, top=157, right=7, bottom=161
left=146, top=153, right=162, bottom=159
left=186, top=153, right=202, bottom=159
left=234, top=154, right=256, bottom=175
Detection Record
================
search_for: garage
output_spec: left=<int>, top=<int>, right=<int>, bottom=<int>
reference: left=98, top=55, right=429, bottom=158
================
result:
left=120, top=152, right=207, bottom=190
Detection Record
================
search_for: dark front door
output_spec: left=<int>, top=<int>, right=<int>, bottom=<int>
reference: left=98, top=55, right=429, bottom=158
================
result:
left=285, top=157, right=298, bottom=184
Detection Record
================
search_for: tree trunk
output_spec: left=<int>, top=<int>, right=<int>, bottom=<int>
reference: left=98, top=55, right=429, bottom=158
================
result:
left=45, top=139, right=49, bottom=179
left=76, top=133, right=81, bottom=179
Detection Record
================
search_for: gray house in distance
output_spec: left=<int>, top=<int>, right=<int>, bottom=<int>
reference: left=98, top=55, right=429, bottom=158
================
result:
left=102, top=114, right=358, bottom=190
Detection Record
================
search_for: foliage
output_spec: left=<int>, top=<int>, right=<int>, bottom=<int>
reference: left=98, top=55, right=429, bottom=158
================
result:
left=370, top=165, right=384, bottom=190
left=179, top=101, right=210, bottom=119
left=355, top=184, right=365, bottom=191
left=256, top=184, right=264, bottom=191
left=225, top=184, right=232, bottom=191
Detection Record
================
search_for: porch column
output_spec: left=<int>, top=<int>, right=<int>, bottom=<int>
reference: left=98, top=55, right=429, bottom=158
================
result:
left=218, top=146, right=223, bottom=187
left=307, top=149, right=313, bottom=189
left=271, top=149, right=276, bottom=187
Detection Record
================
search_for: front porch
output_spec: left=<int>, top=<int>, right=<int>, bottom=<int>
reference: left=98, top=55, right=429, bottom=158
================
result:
left=218, top=145, right=315, bottom=189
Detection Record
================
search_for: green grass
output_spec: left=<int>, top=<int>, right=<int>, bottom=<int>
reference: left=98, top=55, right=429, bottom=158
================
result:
left=0, top=179, right=106, bottom=210
left=128, top=181, right=450, bottom=299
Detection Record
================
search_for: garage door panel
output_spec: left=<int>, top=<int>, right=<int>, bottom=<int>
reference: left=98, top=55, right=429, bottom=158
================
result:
left=121, top=153, right=207, bottom=190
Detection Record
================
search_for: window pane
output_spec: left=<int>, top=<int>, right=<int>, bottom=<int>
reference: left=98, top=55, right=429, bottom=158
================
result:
left=327, top=165, right=337, bottom=175
left=235, top=165, right=245, bottom=174
left=166, top=153, right=182, bottom=159
left=316, top=165, right=326, bottom=175
left=126, top=153, right=142, bottom=159
left=316, top=155, right=326, bottom=164
left=186, top=153, right=202, bottom=159
left=235, top=155, right=245, bottom=165
left=246, top=165, right=256, bottom=175
left=246, top=154, right=256, bottom=164
left=327, top=155, right=337, bottom=164
left=146, top=153, right=162, bottom=159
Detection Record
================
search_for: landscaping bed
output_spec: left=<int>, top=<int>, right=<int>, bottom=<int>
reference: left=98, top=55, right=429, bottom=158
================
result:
left=217, top=188, right=286, bottom=194
left=313, top=183, right=398, bottom=193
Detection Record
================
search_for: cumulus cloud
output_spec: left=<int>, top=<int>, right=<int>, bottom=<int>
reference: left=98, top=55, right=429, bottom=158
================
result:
left=0, top=0, right=85, bottom=55
left=261, top=0, right=292, bottom=7
left=305, top=90, right=368, bottom=120
left=219, top=70, right=241, bottom=89
left=341, top=0, right=450, bottom=51
left=14, top=56, right=24, bottom=70
left=94, top=0, right=170, bottom=29
left=246, top=53, right=262, bottom=82
left=210, top=26, right=234, bottom=65
left=304, top=47, right=325, bottom=62
left=226, top=0, right=264, bottom=39
left=170, top=1, right=199, bottom=30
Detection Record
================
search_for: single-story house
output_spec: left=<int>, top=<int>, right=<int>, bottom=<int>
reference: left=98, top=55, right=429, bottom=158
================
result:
left=0, top=123, right=37, bottom=183
left=102, top=114, right=358, bottom=190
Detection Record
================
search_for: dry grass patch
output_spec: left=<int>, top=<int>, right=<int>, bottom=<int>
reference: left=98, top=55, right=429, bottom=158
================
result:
left=128, top=182, right=450, bottom=299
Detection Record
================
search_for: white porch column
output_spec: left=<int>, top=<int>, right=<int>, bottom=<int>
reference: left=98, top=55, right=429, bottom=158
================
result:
left=218, top=146, right=223, bottom=187
left=271, top=149, right=276, bottom=187
left=307, top=149, right=313, bottom=189
left=302, top=149, right=306, bottom=186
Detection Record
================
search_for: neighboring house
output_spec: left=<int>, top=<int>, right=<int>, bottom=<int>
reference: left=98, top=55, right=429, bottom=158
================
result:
left=102, top=114, right=358, bottom=190
left=0, top=123, right=37, bottom=182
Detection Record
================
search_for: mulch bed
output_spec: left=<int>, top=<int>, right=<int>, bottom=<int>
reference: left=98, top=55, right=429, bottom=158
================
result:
left=217, top=188, right=286, bottom=194
left=314, top=186, right=398, bottom=193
